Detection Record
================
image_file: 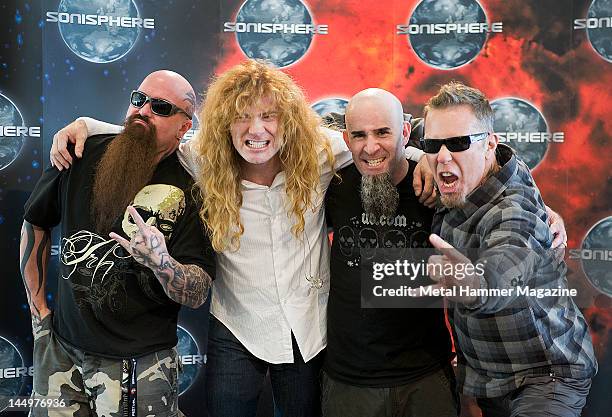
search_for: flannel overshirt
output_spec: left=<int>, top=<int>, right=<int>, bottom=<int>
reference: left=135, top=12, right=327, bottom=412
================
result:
left=432, top=144, right=597, bottom=398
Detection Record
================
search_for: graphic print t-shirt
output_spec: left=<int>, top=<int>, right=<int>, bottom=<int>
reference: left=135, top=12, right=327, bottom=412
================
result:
left=324, top=161, right=453, bottom=387
left=24, top=134, right=216, bottom=358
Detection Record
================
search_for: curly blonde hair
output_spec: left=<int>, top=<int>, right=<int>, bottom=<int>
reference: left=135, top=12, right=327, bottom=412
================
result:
left=195, top=60, right=335, bottom=252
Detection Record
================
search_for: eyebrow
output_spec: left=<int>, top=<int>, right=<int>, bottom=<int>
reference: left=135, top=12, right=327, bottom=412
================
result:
left=349, top=127, right=392, bottom=136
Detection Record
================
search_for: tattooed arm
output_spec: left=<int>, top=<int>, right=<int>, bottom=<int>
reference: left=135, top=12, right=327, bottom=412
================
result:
left=19, top=221, right=52, bottom=327
left=152, top=254, right=211, bottom=308
left=110, top=206, right=212, bottom=308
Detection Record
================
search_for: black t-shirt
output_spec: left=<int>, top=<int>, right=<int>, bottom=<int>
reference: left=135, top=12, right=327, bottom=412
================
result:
left=324, top=161, right=453, bottom=387
left=24, top=134, right=216, bottom=358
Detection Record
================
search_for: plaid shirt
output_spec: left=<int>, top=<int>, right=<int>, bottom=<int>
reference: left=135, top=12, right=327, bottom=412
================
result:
left=432, top=144, right=597, bottom=398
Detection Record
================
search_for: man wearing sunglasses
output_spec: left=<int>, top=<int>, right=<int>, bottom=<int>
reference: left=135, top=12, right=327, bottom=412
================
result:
left=20, top=70, right=216, bottom=417
left=419, top=81, right=597, bottom=417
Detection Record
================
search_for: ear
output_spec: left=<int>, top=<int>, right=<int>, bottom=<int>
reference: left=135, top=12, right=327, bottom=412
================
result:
left=402, top=121, right=412, bottom=147
left=177, top=119, right=193, bottom=142
left=484, top=133, right=499, bottom=158
left=342, top=129, right=349, bottom=145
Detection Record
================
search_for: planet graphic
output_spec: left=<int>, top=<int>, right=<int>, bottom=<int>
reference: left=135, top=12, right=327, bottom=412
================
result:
left=581, top=216, right=612, bottom=297
left=311, top=98, right=348, bottom=118
left=587, top=0, right=612, bottom=63
left=312, top=98, right=349, bottom=129
left=0, top=93, right=25, bottom=171
left=0, top=337, right=25, bottom=412
left=176, top=326, right=202, bottom=395
left=408, top=0, right=488, bottom=69
left=58, top=0, right=140, bottom=63
left=491, top=98, right=549, bottom=169
left=236, top=0, right=314, bottom=68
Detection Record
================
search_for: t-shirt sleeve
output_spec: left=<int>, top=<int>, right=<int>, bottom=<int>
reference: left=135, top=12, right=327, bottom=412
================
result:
left=177, top=139, right=199, bottom=180
left=167, top=184, right=216, bottom=280
left=23, top=163, right=65, bottom=229
left=404, top=146, right=424, bottom=162
left=78, top=117, right=122, bottom=136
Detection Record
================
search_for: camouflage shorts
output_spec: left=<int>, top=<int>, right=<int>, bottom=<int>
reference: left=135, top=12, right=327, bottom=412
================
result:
left=30, top=312, right=180, bottom=417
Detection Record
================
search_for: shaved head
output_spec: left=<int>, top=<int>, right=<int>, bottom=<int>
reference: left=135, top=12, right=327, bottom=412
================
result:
left=345, top=88, right=404, bottom=133
left=139, top=70, right=196, bottom=117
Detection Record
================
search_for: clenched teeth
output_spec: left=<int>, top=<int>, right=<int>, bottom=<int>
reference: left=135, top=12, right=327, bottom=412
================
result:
left=365, top=157, right=385, bottom=167
left=246, top=140, right=269, bottom=149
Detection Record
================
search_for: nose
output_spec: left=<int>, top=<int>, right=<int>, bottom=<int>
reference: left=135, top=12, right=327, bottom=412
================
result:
left=138, top=100, right=153, bottom=117
left=248, top=116, right=264, bottom=135
left=363, top=134, right=381, bottom=155
left=436, top=144, right=452, bottom=164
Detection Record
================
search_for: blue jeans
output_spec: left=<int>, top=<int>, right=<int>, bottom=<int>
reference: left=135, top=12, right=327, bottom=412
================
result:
left=476, top=375, right=592, bottom=417
left=206, top=316, right=323, bottom=417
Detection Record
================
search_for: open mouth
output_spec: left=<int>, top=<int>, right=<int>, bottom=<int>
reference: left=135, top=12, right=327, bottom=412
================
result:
left=364, top=157, right=385, bottom=167
left=439, top=171, right=459, bottom=189
left=246, top=139, right=270, bottom=149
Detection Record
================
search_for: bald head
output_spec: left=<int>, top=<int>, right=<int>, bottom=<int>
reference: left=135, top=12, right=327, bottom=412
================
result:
left=345, top=88, right=404, bottom=133
left=343, top=88, right=411, bottom=186
left=138, top=70, right=196, bottom=117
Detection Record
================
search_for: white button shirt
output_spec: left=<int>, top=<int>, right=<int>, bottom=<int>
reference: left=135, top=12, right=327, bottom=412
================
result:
left=84, top=118, right=424, bottom=364
left=180, top=129, right=352, bottom=363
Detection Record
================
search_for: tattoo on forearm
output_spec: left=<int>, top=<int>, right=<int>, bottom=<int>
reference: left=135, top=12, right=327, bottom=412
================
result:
left=20, top=222, right=50, bottom=321
left=155, top=253, right=211, bottom=308
left=35, top=232, right=51, bottom=295
left=126, top=226, right=210, bottom=308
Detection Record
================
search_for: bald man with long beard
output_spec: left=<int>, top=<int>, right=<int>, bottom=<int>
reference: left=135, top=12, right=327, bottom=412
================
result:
left=322, top=89, right=458, bottom=417
left=20, top=71, right=216, bottom=417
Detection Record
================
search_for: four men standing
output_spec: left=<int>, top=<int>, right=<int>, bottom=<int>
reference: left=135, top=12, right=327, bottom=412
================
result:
left=28, top=61, right=596, bottom=417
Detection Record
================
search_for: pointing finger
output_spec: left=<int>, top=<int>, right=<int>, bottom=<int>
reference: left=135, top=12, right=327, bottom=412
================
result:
left=429, top=234, right=469, bottom=264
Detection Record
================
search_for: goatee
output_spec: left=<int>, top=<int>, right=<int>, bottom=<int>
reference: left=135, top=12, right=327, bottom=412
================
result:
left=91, top=115, right=158, bottom=235
left=360, top=172, right=399, bottom=218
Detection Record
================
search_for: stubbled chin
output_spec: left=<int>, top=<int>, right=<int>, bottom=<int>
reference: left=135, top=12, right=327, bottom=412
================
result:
left=440, top=191, right=465, bottom=209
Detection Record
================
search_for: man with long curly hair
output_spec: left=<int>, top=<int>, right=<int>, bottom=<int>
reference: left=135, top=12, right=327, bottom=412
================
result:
left=49, top=60, right=435, bottom=416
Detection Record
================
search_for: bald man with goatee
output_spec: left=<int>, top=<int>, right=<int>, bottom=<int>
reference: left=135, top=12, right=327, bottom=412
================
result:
left=323, top=89, right=458, bottom=417
left=20, top=70, right=216, bottom=417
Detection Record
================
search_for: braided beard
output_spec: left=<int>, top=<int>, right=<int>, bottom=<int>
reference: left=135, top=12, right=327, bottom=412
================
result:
left=360, top=172, right=399, bottom=219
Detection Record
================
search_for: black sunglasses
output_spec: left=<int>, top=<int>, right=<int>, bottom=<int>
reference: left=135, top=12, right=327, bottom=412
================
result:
left=130, top=90, right=192, bottom=119
left=420, top=132, right=489, bottom=153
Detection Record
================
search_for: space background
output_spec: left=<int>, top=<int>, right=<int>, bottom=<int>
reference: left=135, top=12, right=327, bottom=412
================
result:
left=0, top=1, right=610, bottom=416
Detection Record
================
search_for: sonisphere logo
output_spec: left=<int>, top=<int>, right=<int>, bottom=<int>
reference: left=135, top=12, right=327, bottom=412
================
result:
left=176, top=326, right=205, bottom=395
left=0, top=336, right=28, bottom=412
left=397, top=0, right=503, bottom=69
left=570, top=216, right=612, bottom=297
left=491, top=98, right=564, bottom=169
left=224, top=0, right=328, bottom=68
left=46, top=0, right=154, bottom=63
left=0, top=93, right=40, bottom=171
left=573, top=0, right=612, bottom=63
